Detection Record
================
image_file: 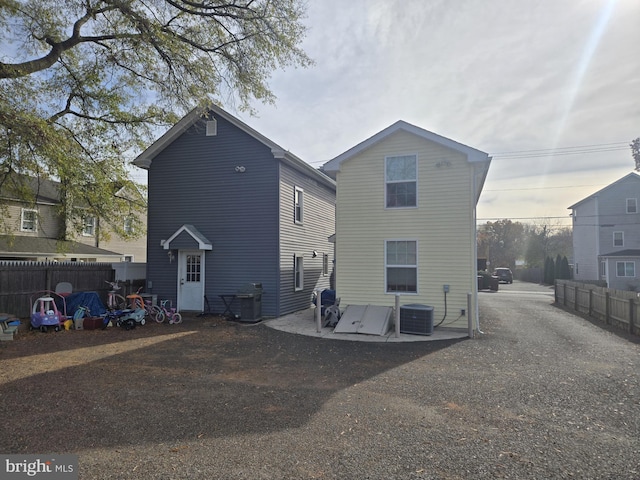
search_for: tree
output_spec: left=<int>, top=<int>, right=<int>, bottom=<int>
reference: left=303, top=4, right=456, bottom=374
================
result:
left=477, top=219, right=526, bottom=271
left=524, top=220, right=572, bottom=268
left=543, top=256, right=555, bottom=285
left=0, top=0, right=311, bottom=238
left=632, top=137, right=640, bottom=172
left=558, top=256, right=571, bottom=280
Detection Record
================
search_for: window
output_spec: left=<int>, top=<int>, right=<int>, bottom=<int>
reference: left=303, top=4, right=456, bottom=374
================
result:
left=294, top=187, right=304, bottom=224
left=82, top=216, right=96, bottom=236
left=294, top=255, right=304, bottom=291
left=386, top=155, right=417, bottom=208
left=600, top=261, right=606, bottom=277
left=616, top=261, right=635, bottom=277
left=626, top=198, right=637, bottom=214
left=322, top=253, right=329, bottom=276
left=613, top=231, right=624, bottom=247
left=186, top=254, right=201, bottom=282
left=124, top=216, right=134, bottom=235
left=124, top=255, right=133, bottom=262
left=385, top=240, right=417, bottom=293
left=21, top=209, right=37, bottom=232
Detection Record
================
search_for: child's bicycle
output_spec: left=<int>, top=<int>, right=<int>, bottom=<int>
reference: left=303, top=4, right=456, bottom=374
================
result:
left=143, top=297, right=163, bottom=322
left=155, top=300, right=182, bottom=324
left=105, top=280, right=127, bottom=310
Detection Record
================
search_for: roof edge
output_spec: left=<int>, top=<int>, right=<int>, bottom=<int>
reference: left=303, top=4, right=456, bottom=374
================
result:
left=323, top=120, right=490, bottom=173
left=567, top=172, right=640, bottom=210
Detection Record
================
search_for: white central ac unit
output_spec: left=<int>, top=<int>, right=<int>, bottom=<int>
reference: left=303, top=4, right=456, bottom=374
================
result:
left=399, top=304, right=434, bottom=336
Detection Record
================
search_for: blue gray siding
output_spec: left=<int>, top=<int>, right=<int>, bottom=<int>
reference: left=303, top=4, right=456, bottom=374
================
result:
left=146, top=114, right=280, bottom=314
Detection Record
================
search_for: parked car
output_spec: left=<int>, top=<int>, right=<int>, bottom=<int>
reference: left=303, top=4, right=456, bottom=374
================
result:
left=493, top=267, right=513, bottom=284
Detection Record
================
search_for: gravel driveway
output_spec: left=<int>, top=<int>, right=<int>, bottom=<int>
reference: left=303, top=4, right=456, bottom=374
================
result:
left=1, top=281, right=639, bottom=479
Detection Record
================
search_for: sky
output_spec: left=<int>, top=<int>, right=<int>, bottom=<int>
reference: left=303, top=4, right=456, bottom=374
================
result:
left=214, top=0, right=640, bottom=229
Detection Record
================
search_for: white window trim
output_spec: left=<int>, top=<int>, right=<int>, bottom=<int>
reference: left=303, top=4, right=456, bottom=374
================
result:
left=385, top=154, right=418, bottom=209
left=616, top=261, right=635, bottom=277
left=322, top=253, right=329, bottom=276
left=294, top=254, right=304, bottom=291
left=385, top=239, right=418, bottom=294
left=626, top=198, right=637, bottom=214
left=294, top=186, right=304, bottom=224
left=124, top=216, right=134, bottom=235
left=82, top=216, right=96, bottom=237
left=20, top=208, right=38, bottom=232
left=613, top=231, right=624, bottom=247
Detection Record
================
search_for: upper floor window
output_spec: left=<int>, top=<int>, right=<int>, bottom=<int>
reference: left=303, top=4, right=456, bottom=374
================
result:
left=21, top=208, right=37, bottom=232
left=626, top=198, right=637, bottom=214
left=386, top=155, right=417, bottom=208
left=616, top=261, right=635, bottom=277
left=124, top=216, right=134, bottom=235
left=613, top=231, right=624, bottom=247
left=386, top=240, right=417, bottom=293
left=294, top=186, right=304, bottom=224
left=82, top=216, right=96, bottom=236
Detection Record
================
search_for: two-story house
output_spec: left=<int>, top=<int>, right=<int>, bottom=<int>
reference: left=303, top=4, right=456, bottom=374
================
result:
left=132, top=104, right=336, bottom=316
left=568, top=172, right=640, bottom=291
left=0, top=174, right=146, bottom=262
left=323, top=121, right=491, bottom=333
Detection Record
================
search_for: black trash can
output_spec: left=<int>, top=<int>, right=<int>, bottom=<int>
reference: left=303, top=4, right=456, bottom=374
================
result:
left=236, top=283, right=262, bottom=322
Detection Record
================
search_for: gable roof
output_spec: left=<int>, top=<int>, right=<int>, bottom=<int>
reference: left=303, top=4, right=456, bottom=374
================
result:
left=162, top=224, right=212, bottom=250
left=322, top=120, right=491, bottom=174
left=132, top=104, right=335, bottom=190
left=0, top=173, right=60, bottom=205
left=568, top=172, right=640, bottom=210
left=0, top=235, right=122, bottom=259
left=600, top=249, right=640, bottom=258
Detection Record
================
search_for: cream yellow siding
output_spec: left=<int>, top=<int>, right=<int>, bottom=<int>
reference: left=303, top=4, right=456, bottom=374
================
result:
left=335, top=130, right=476, bottom=328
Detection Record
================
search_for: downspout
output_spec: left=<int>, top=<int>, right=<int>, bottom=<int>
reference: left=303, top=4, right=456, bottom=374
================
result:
left=473, top=162, right=484, bottom=335
left=595, top=195, right=600, bottom=277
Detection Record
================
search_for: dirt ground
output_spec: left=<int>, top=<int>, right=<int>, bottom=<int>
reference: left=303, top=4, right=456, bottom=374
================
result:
left=0, top=314, right=454, bottom=454
left=2, top=291, right=638, bottom=479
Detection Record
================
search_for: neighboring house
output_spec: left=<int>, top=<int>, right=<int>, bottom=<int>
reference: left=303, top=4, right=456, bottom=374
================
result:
left=322, top=121, right=491, bottom=331
left=132, top=105, right=336, bottom=316
left=0, top=175, right=146, bottom=262
left=568, top=172, right=640, bottom=291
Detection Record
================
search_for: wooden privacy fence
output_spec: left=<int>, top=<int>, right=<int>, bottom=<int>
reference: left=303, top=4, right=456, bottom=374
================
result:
left=555, top=280, right=639, bottom=336
left=0, top=261, right=126, bottom=318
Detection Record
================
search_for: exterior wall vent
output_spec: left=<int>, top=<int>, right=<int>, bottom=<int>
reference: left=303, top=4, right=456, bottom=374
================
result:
left=206, top=119, right=217, bottom=136
left=399, top=304, right=434, bottom=335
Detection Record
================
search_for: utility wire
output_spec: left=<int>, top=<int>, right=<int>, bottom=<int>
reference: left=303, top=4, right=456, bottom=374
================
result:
left=306, top=141, right=630, bottom=166
left=483, top=183, right=606, bottom=192
left=490, top=142, right=629, bottom=159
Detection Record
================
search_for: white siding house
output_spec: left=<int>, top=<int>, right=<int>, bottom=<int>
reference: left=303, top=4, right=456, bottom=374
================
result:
left=569, top=172, right=640, bottom=290
left=323, top=121, right=491, bottom=332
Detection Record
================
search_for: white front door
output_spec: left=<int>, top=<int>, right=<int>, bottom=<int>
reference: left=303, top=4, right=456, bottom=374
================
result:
left=178, top=250, right=204, bottom=311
